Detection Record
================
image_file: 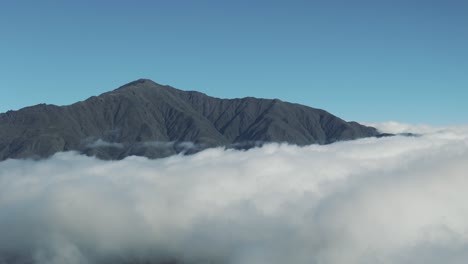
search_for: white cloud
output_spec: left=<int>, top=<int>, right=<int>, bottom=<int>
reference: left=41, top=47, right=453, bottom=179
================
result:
left=142, top=141, right=202, bottom=152
left=368, top=121, right=468, bottom=135
left=366, top=121, right=437, bottom=134
left=1, top=124, right=468, bottom=263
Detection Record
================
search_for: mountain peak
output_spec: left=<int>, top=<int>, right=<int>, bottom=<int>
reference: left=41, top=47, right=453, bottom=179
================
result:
left=116, top=78, right=161, bottom=90
left=128, top=78, right=157, bottom=85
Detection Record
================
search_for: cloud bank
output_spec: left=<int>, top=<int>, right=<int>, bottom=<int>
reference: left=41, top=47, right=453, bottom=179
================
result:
left=1, top=124, right=468, bottom=264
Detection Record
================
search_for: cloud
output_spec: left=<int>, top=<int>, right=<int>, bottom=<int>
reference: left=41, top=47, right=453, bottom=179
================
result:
left=368, top=121, right=468, bottom=135
left=142, top=141, right=203, bottom=152
left=1, top=124, right=468, bottom=264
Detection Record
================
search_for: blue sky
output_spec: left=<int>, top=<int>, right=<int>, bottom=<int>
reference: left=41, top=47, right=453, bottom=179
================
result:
left=1, top=0, right=467, bottom=125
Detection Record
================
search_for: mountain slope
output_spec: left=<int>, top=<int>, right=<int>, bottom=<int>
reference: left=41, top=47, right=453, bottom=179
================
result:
left=0, top=79, right=379, bottom=160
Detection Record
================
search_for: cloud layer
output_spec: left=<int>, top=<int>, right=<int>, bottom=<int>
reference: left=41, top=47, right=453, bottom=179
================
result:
left=1, top=124, right=468, bottom=264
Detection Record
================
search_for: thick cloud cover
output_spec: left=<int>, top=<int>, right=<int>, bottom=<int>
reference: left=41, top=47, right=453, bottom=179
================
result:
left=1, top=123, right=468, bottom=264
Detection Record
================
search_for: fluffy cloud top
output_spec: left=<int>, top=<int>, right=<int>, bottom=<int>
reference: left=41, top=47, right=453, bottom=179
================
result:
left=1, top=124, right=468, bottom=264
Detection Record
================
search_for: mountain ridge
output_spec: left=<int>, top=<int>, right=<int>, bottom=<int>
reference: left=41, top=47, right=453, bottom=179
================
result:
left=0, top=79, right=380, bottom=160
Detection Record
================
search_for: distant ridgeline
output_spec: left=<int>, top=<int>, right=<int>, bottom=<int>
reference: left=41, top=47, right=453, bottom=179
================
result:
left=0, top=79, right=382, bottom=160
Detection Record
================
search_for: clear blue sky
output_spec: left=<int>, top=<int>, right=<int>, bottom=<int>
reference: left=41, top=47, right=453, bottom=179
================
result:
left=1, top=0, right=467, bottom=125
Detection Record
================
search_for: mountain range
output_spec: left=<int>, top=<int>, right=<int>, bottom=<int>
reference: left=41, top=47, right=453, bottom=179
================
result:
left=0, top=79, right=381, bottom=160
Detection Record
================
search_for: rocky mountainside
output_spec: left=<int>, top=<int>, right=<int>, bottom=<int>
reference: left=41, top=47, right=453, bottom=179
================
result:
left=0, top=79, right=380, bottom=160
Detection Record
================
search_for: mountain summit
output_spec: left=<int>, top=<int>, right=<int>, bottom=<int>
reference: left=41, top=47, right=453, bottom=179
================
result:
left=0, top=79, right=379, bottom=160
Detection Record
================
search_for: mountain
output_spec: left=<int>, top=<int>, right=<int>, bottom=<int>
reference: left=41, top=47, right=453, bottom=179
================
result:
left=0, top=79, right=380, bottom=160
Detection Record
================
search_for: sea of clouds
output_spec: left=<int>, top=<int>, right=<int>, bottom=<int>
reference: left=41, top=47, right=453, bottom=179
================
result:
left=1, top=122, right=468, bottom=264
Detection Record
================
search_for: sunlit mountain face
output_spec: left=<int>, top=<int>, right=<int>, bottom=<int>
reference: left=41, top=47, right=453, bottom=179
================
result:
left=0, top=79, right=379, bottom=161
